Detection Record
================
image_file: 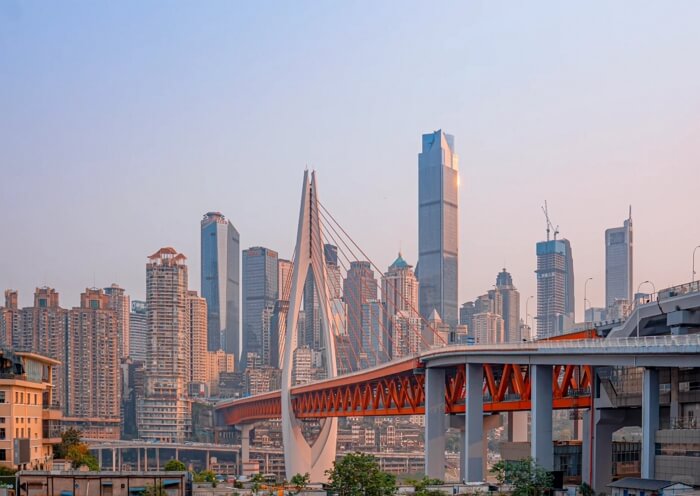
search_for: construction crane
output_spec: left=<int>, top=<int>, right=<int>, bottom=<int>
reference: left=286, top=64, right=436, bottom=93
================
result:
left=541, top=201, right=559, bottom=241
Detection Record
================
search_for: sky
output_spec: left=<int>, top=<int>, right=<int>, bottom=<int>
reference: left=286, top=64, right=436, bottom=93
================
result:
left=1, top=1, right=699, bottom=321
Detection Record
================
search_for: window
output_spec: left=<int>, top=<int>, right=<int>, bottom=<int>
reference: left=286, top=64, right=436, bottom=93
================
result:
left=0, top=450, right=5, bottom=461
left=15, top=392, right=18, bottom=403
left=0, top=418, right=4, bottom=424
left=33, top=394, right=37, bottom=405
left=0, top=429, right=5, bottom=440
left=0, top=392, right=5, bottom=404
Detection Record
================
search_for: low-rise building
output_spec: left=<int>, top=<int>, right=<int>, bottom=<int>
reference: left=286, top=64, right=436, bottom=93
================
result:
left=0, top=349, right=61, bottom=470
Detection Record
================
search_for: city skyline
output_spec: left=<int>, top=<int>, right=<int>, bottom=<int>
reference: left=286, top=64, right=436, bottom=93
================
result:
left=2, top=2, right=699, bottom=327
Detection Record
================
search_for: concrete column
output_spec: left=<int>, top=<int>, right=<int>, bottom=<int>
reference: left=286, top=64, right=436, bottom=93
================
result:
left=670, top=368, right=680, bottom=422
left=241, top=424, right=253, bottom=467
left=424, top=367, right=446, bottom=479
left=531, top=365, right=553, bottom=470
left=144, top=448, right=148, bottom=471
left=458, top=428, right=466, bottom=483
left=156, top=447, right=160, bottom=470
left=98, top=449, right=103, bottom=470
left=206, top=450, right=210, bottom=471
left=642, top=367, right=659, bottom=479
left=464, top=364, right=484, bottom=482
left=507, top=412, right=529, bottom=442
left=112, top=448, right=116, bottom=471
left=137, top=448, right=141, bottom=471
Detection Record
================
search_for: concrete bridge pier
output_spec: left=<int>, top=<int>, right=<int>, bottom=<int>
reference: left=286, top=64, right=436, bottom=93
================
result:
left=238, top=424, right=254, bottom=472
left=641, top=367, right=659, bottom=479
left=464, top=363, right=484, bottom=482
left=425, top=367, right=446, bottom=479
left=531, top=364, right=553, bottom=470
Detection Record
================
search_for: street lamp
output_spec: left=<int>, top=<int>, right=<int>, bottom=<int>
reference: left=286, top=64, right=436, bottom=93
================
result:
left=636, top=280, right=656, bottom=338
left=583, top=277, right=593, bottom=327
left=693, top=245, right=700, bottom=284
left=525, top=296, right=534, bottom=341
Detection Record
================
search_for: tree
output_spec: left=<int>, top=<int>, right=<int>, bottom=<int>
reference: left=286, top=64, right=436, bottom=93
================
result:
left=53, top=428, right=83, bottom=459
left=490, top=458, right=553, bottom=496
left=290, top=472, right=310, bottom=494
left=411, top=476, right=445, bottom=496
left=193, top=470, right=218, bottom=487
left=579, top=482, right=594, bottom=496
left=65, top=442, right=99, bottom=471
left=251, top=473, right=266, bottom=495
left=325, top=452, right=397, bottom=496
left=163, top=459, right=187, bottom=472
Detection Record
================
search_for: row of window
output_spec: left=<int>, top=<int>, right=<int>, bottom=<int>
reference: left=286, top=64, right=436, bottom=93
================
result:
left=0, top=391, right=40, bottom=405
left=0, top=427, right=38, bottom=440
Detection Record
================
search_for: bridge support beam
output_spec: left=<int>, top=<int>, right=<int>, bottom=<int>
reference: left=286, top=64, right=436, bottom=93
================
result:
left=642, top=367, right=659, bottom=479
left=239, top=424, right=253, bottom=470
left=425, top=367, right=446, bottom=479
left=464, top=363, right=484, bottom=482
left=531, top=364, right=553, bottom=470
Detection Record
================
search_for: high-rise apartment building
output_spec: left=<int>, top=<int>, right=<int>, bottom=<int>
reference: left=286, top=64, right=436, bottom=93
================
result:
left=137, top=247, right=191, bottom=442
left=64, top=288, right=120, bottom=439
left=605, top=209, right=633, bottom=311
left=0, top=290, right=19, bottom=348
left=16, top=288, right=67, bottom=409
left=343, top=261, right=377, bottom=368
left=495, top=269, right=521, bottom=342
left=360, top=300, right=384, bottom=368
left=104, top=284, right=130, bottom=359
left=129, top=300, right=148, bottom=362
left=324, top=244, right=342, bottom=300
left=200, top=212, right=240, bottom=360
left=418, top=130, right=459, bottom=329
left=382, top=253, right=419, bottom=357
left=472, top=312, right=505, bottom=345
left=278, top=259, right=293, bottom=300
left=390, top=311, right=422, bottom=359
left=535, top=239, right=575, bottom=339
left=242, top=247, right=278, bottom=369
left=187, top=291, right=208, bottom=386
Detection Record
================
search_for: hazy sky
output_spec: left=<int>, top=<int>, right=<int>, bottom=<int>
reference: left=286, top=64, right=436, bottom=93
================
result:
left=1, top=1, right=699, bottom=321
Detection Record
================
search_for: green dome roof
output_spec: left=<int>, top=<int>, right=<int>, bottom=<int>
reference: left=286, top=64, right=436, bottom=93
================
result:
left=389, top=252, right=410, bottom=269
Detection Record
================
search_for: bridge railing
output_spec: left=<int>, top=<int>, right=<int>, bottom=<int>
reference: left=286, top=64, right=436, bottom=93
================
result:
left=658, top=280, right=700, bottom=300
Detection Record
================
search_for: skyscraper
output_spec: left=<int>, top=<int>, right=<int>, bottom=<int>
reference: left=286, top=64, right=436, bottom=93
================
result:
left=418, top=130, right=459, bottom=329
left=187, top=290, right=208, bottom=386
left=382, top=253, right=419, bottom=357
left=65, top=288, right=121, bottom=439
left=137, top=247, right=191, bottom=442
left=360, top=299, right=384, bottom=368
left=343, top=261, right=377, bottom=369
left=605, top=208, right=633, bottom=310
left=104, top=284, right=130, bottom=359
left=129, top=300, right=148, bottom=362
left=495, top=268, right=521, bottom=342
left=0, top=290, right=19, bottom=348
left=535, top=239, right=575, bottom=339
left=200, top=212, right=240, bottom=361
left=242, top=246, right=279, bottom=369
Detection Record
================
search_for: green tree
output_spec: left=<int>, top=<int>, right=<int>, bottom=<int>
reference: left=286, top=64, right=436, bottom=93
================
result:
left=579, top=482, right=594, bottom=496
left=490, top=457, right=553, bottom=496
left=65, top=443, right=99, bottom=471
left=250, top=473, right=266, bottom=495
left=290, top=472, right=310, bottom=493
left=325, top=452, right=396, bottom=496
left=411, top=476, right=445, bottom=496
left=53, top=428, right=83, bottom=459
left=193, top=470, right=218, bottom=486
left=163, top=459, right=187, bottom=472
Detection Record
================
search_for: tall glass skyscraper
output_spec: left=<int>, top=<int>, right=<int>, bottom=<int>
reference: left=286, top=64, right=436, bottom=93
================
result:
left=535, top=239, right=575, bottom=339
left=418, top=130, right=459, bottom=330
left=241, top=246, right=278, bottom=369
left=605, top=208, right=633, bottom=309
left=200, top=212, right=240, bottom=362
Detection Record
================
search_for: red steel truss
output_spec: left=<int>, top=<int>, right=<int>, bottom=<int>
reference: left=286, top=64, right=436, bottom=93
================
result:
left=218, top=360, right=593, bottom=425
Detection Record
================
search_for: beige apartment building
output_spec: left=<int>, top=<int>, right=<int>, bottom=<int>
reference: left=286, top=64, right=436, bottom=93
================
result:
left=64, top=288, right=121, bottom=440
left=188, top=291, right=208, bottom=385
left=0, top=350, right=61, bottom=470
left=136, top=248, right=192, bottom=442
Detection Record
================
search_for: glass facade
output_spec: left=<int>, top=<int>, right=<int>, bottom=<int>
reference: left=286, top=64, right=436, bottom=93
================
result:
left=201, top=212, right=240, bottom=363
left=605, top=211, right=633, bottom=309
left=241, top=247, right=278, bottom=369
left=535, top=238, right=575, bottom=339
left=418, top=130, right=459, bottom=330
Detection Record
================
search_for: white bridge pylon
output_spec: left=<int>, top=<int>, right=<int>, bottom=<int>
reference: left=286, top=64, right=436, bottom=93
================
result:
left=281, top=170, right=338, bottom=481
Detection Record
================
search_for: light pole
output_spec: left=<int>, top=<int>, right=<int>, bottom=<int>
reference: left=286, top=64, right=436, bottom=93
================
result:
left=636, top=280, right=656, bottom=338
left=525, top=296, right=534, bottom=341
left=583, top=277, right=593, bottom=327
left=693, top=245, right=700, bottom=284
